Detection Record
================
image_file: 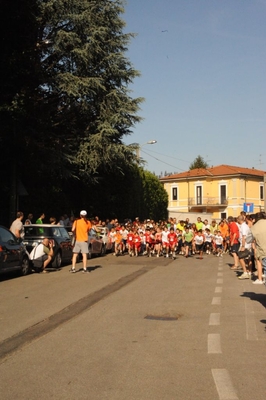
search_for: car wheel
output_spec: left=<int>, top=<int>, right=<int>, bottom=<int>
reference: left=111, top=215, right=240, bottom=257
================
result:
left=100, top=244, right=106, bottom=256
left=87, top=246, right=92, bottom=259
left=21, top=256, right=30, bottom=276
left=52, top=251, right=62, bottom=268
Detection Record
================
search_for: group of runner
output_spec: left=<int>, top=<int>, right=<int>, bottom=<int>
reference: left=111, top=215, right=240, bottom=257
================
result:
left=106, top=216, right=230, bottom=260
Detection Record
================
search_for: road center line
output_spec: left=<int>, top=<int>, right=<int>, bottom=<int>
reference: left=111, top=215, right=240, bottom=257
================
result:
left=217, top=278, right=223, bottom=284
left=212, top=369, right=239, bottom=399
left=217, top=272, right=223, bottom=277
left=208, top=333, right=222, bottom=353
left=215, top=286, right=222, bottom=293
left=209, top=313, right=220, bottom=326
left=212, top=297, right=221, bottom=305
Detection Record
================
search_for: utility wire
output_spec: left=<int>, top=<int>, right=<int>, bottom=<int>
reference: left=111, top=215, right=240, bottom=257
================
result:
left=140, top=148, right=186, bottom=172
left=141, top=148, right=191, bottom=164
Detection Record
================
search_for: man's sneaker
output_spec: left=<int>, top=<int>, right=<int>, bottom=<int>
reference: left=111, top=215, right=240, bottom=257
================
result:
left=252, top=279, right=264, bottom=284
left=166, top=254, right=169, bottom=258
left=238, top=272, right=249, bottom=280
left=83, top=268, right=88, bottom=273
left=71, top=268, right=76, bottom=273
left=157, top=254, right=159, bottom=258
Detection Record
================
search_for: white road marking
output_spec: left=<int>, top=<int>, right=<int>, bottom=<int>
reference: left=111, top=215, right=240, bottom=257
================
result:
left=217, top=272, right=223, bottom=277
left=212, top=297, right=221, bottom=305
left=215, top=287, right=223, bottom=293
left=218, top=266, right=223, bottom=271
left=212, top=369, right=239, bottom=399
left=208, top=333, right=222, bottom=353
left=217, top=278, right=223, bottom=284
left=209, top=313, right=220, bottom=326
left=244, top=296, right=258, bottom=341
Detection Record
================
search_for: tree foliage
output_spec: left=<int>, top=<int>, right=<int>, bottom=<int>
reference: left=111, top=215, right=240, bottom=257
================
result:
left=0, top=0, right=148, bottom=223
left=189, top=155, right=209, bottom=170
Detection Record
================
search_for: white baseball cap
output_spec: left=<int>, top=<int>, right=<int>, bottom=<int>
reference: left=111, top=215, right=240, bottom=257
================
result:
left=80, top=210, right=87, bottom=216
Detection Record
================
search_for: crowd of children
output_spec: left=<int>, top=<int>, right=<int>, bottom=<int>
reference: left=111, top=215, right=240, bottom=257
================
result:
left=105, top=216, right=230, bottom=260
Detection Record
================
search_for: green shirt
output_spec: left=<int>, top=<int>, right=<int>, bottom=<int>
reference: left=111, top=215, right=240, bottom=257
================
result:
left=183, top=231, right=194, bottom=242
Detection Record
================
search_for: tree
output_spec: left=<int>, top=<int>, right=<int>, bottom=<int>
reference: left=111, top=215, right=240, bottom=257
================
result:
left=140, top=170, right=168, bottom=221
left=189, top=155, right=209, bottom=170
left=0, top=0, right=143, bottom=223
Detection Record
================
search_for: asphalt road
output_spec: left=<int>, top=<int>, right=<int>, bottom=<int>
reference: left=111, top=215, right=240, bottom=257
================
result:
left=0, top=252, right=265, bottom=400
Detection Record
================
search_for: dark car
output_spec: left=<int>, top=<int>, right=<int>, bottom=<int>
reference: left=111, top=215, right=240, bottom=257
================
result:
left=23, top=224, right=73, bottom=268
left=0, top=225, right=30, bottom=276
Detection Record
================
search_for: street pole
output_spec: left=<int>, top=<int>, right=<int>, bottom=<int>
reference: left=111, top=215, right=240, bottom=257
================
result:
left=264, top=174, right=266, bottom=212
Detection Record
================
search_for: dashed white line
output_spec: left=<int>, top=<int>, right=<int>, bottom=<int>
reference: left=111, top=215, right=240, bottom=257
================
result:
left=217, top=278, right=223, bottom=284
left=212, top=297, right=221, bottom=305
left=215, top=286, right=223, bottom=293
left=212, top=369, right=239, bottom=399
left=217, top=272, right=223, bottom=277
left=208, top=333, right=222, bottom=353
left=209, top=313, right=220, bottom=326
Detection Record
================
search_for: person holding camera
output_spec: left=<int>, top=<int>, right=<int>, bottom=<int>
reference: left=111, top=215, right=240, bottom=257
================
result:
left=29, top=238, right=54, bottom=273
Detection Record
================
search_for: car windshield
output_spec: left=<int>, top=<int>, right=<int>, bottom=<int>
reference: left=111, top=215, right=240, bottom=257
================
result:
left=24, top=226, right=60, bottom=237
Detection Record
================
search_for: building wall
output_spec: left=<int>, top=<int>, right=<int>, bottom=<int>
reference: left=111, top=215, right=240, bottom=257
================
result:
left=163, top=175, right=264, bottom=220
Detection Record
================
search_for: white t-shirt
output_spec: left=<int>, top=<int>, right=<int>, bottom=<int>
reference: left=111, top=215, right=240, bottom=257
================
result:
left=194, top=235, right=204, bottom=245
left=204, top=232, right=213, bottom=243
left=29, top=243, right=48, bottom=260
left=239, top=222, right=252, bottom=249
left=162, top=231, right=169, bottom=243
left=214, top=235, right=223, bottom=245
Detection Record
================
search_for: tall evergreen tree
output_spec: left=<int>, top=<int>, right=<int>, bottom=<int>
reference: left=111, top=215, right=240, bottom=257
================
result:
left=0, top=0, right=143, bottom=222
left=35, top=0, right=143, bottom=180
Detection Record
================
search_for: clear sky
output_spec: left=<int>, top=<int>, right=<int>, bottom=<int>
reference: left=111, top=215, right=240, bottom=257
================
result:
left=122, top=0, right=266, bottom=176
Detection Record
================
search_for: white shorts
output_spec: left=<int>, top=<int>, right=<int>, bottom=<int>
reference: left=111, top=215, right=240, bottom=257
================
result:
left=73, top=241, right=89, bottom=254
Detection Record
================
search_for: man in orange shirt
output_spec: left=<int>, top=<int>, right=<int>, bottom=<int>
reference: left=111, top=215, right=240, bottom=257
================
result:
left=71, top=210, right=91, bottom=273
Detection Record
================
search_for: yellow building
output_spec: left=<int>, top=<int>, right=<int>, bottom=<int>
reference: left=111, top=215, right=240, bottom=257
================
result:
left=160, top=165, right=266, bottom=220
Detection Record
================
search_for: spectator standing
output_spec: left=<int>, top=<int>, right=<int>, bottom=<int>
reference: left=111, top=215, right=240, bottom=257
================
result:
left=228, top=216, right=240, bottom=270
left=251, top=212, right=266, bottom=284
left=237, top=215, right=253, bottom=279
left=36, top=213, right=45, bottom=224
left=10, top=211, right=24, bottom=239
left=71, top=210, right=91, bottom=273
left=27, top=213, right=34, bottom=224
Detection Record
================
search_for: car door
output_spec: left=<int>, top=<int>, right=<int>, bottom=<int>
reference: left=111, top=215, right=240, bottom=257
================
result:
left=0, top=227, right=21, bottom=271
left=56, top=227, right=72, bottom=261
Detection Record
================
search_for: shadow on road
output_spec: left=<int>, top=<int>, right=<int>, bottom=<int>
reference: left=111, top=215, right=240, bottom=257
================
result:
left=240, top=291, right=266, bottom=309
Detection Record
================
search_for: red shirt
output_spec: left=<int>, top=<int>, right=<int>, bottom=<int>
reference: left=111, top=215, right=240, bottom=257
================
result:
left=229, top=222, right=239, bottom=244
left=127, top=233, right=134, bottom=243
left=168, top=232, right=177, bottom=244
left=134, top=234, right=141, bottom=246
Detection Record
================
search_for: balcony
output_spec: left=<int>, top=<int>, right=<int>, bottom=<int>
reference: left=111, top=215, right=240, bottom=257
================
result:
left=188, top=197, right=228, bottom=208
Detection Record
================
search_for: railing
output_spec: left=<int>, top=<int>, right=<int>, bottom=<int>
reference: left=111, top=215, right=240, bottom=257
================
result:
left=188, top=197, right=228, bottom=206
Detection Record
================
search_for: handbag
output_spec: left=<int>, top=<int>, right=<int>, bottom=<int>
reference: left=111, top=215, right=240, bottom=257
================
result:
left=71, top=231, right=76, bottom=246
left=238, top=248, right=250, bottom=259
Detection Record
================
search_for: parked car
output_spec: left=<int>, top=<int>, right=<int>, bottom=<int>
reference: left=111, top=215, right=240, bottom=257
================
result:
left=23, top=224, right=73, bottom=268
left=0, top=225, right=30, bottom=275
left=87, top=229, right=106, bottom=259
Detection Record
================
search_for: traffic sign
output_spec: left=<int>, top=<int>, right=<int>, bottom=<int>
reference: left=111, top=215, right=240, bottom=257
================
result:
left=243, top=203, right=254, bottom=213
